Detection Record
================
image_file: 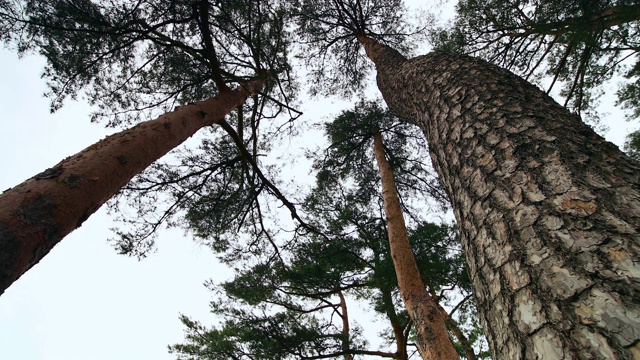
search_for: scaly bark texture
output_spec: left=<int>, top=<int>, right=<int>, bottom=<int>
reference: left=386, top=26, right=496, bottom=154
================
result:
left=0, top=81, right=263, bottom=296
left=373, top=129, right=459, bottom=360
left=359, top=35, right=640, bottom=359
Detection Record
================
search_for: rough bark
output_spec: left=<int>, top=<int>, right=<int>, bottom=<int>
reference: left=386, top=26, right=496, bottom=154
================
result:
left=373, top=237, right=409, bottom=359
left=373, top=129, right=459, bottom=360
left=0, top=81, right=263, bottom=296
left=359, top=35, right=640, bottom=359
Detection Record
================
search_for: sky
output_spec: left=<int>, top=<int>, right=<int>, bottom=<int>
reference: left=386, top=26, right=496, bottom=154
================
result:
left=0, top=2, right=638, bottom=360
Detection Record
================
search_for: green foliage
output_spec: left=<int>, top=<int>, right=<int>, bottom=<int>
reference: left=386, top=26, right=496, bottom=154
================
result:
left=624, top=128, right=640, bottom=161
left=409, top=222, right=470, bottom=293
left=169, top=101, right=488, bottom=359
left=434, top=0, right=640, bottom=124
left=293, top=0, right=421, bottom=96
left=169, top=235, right=372, bottom=359
left=618, top=59, right=640, bottom=121
left=1, top=0, right=295, bottom=125
left=169, top=311, right=343, bottom=360
left=0, top=0, right=306, bottom=257
left=109, top=119, right=288, bottom=259
left=309, top=100, right=449, bottom=212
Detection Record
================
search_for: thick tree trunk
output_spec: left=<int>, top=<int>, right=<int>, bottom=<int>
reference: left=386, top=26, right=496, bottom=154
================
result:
left=359, top=35, right=640, bottom=359
left=373, top=129, right=459, bottom=360
left=0, top=81, right=263, bottom=296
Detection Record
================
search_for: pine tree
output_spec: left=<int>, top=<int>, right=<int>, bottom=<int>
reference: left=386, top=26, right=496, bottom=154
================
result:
left=433, top=0, right=640, bottom=125
left=296, top=1, right=640, bottom=358
left=169, top=102, right=486, bottom=359
left=373, top=128, right=459, bottom=359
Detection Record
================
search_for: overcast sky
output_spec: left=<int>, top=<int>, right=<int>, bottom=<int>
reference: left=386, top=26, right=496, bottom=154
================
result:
left=0, top=2, right=638, bottom=360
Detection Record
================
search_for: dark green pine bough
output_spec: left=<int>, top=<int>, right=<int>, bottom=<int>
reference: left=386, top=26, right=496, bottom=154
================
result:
left=170, top=103, right=486, bottom=359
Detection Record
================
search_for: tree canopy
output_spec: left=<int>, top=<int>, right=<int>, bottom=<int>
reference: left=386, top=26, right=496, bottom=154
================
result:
left=2, top=0, right=639, bottom=358
left=169, top=102, right=488, bottom=359
left=293, top=0, right=424, bottom=97
left=1, top=0, right=296, bottom=124
left=433, top=0, right=640, bottom=126
left=284, top=1, right=640, bottom=358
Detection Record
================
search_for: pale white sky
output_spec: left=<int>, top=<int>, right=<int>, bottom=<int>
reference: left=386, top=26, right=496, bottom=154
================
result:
left=0, top=2, right=638, bottom=359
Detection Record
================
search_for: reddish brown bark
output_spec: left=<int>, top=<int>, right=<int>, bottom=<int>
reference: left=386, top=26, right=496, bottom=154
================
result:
left=337, top=289, right=354, bottom=360
left=0, top=81, right=263, bottom=296
left=372, top=129, right=458, bottom=360
left=379, top=285, right=408, bottom=360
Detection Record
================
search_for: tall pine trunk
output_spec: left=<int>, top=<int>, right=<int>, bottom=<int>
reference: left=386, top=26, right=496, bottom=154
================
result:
left=359, top=35, right=640, bottom=359
left=373, top=129, right=459, bottom=360
left=0, top=82, right=263, bottom=296
left=337, top=289, right=354, bottom=360
left=379, top=284, right=409, bottom=360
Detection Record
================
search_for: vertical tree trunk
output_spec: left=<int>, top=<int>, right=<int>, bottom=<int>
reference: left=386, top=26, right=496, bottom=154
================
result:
left=337, top=289, right=354, bottom=360
left=379, top=285, right=409, bottom=360
left=373, top=239, right=409, bottom=359
left=359, top=35, right=640, bottom=359
left=373, top=129, right=459, bottom=360
left=0, top=81, right=263, bottom=296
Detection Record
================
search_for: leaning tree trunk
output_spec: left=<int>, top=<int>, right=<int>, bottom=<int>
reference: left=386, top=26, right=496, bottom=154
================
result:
left=373, top=129, right=459, bottom=360
left=359, top=35, right=640, bottom=359
left=0, top=81, right=263, bottom=296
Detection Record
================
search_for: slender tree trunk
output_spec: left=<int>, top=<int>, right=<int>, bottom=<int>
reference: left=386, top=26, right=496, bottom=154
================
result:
left=359, top=35, right=640, bottom=359
left=373, top=129, right=459, bottom=360
left=372, top=238, right=409, bottom=359
left=379, top=285, right=408, bottom=360
left=425, top=281, right=477, bottom=360
left=337, top=289, right=354, bottom=360
left=435, top=300, right=477, bottom=360
left=0, top=81, right=263, bottom=296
